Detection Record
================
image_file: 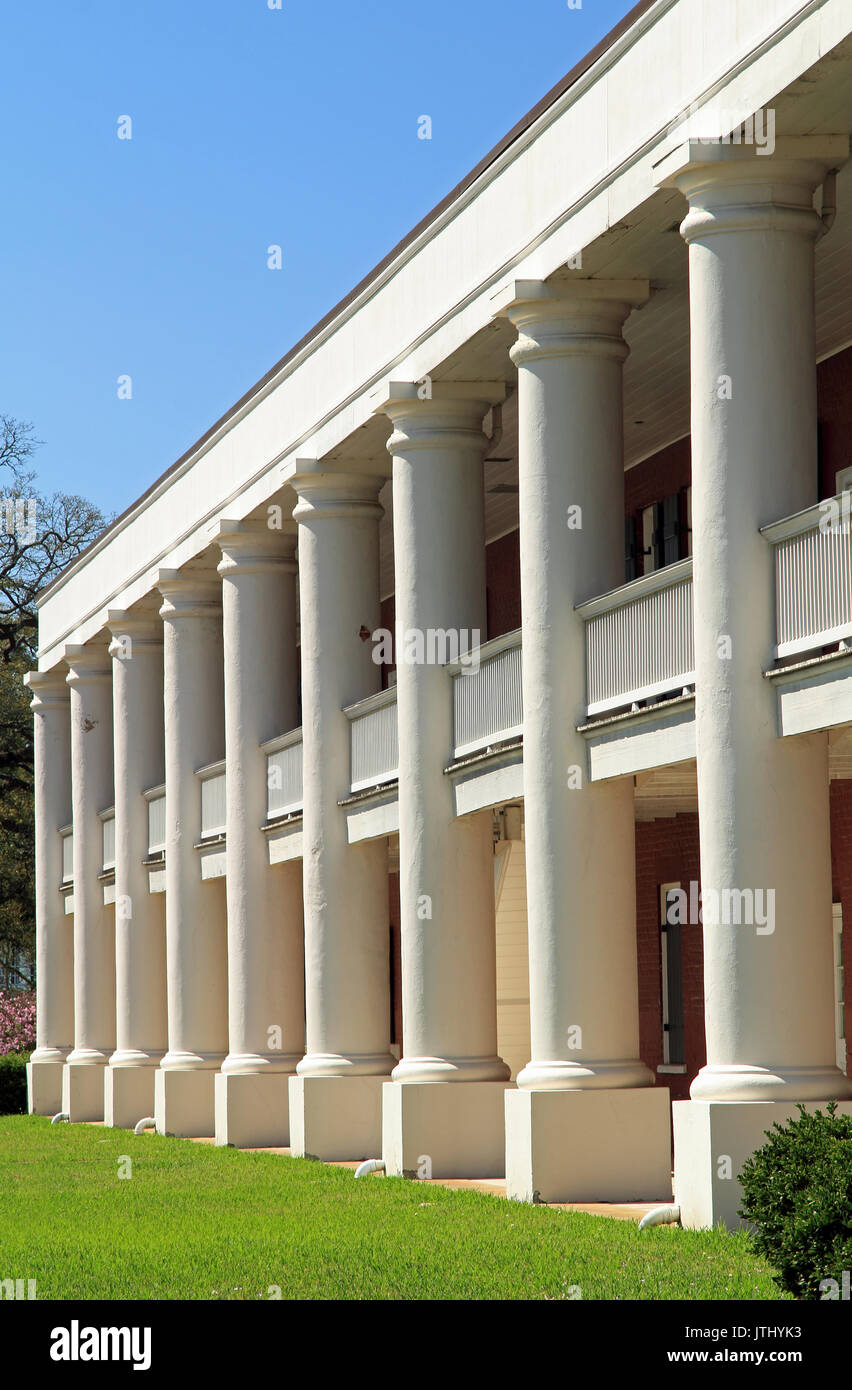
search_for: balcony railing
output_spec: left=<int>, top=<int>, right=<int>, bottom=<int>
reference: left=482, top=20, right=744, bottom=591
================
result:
left=578, top=558, right=694, bottom=717
left=60, top=826, right=73, bottom=884
left=144, top=785, right=166, bottom=855
left=344, top=688, right=398, bottom=792
left=762, top=498, right=852, bottom=659
left=197, top=760, right=226, bottom=839
left=449, top=629, right=522, bottom=759
left=263, top=729, right=303, bottom=818
left=100, top=808, right=115, bottom=873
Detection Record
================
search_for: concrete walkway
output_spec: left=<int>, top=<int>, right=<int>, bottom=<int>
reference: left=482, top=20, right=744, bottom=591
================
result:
left=82, top=1122, right=665, bottom=1222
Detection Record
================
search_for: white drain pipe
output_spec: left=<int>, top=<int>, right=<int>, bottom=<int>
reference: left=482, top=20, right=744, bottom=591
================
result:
left=50, top=1112, right=70, bottom=1124
left=638, top=1204, right=681, bottom=1230
left=354, top=1158, right=385, bottom=1179
left=134, top=1117, right=157, bottom=1136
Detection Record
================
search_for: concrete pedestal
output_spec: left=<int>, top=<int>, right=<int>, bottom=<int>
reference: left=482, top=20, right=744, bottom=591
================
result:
left=383, top=1081, right=510, bottom=1179
left=674, top=1098, right=852, bottom=1230
left=214, top=1071, right=291, bottom=1148
left=288, top=1075, right=385, bottom=1161
left=154, top=1067, right=217, bottom=1138
left=62, top=1061, right=108, bottom=1123
left=505, top=1087, right=672, bottom=1204
left=104, top=1064, right=157, bottom=1130
left=27, top=1059, right=65, bottom=1117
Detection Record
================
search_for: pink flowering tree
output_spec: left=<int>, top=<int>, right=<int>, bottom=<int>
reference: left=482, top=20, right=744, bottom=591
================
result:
left=0, top=988, right=36, bottom=1055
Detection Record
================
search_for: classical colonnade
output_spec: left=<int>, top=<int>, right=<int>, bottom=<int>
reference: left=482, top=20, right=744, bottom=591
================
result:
left=27, top=141, right=852, bottom=1220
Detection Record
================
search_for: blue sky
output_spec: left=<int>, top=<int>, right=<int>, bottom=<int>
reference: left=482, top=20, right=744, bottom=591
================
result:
left=1, top=0, right=635, bottom=519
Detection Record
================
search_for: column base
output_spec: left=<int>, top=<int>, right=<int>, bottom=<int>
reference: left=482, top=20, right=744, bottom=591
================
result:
left=154, top=1067, right=216, bottom=1138
left=61, top=1061, right=107, bottom=1122
left=383, top=1080, right=511, bottom=1179
left=27, top=1058, right=67, bottom=1116
left=288, top=1075, right=385, bottom=1161
left=104, top=1065, right=157, bottom=1129
left=674, top=1098, right=852, bottom=1230
left=214, top=1071, right=291, bottom=1148
left=505, top=1087, right=672, bottom=1204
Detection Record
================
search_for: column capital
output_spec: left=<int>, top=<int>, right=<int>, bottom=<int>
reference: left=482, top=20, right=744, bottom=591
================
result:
left=63, top=643, right=112, bottom=687
left=376, top=382, right=505, bottom=457
left=24, top=665, right=70, bottom=709
left=106, top=607, right=163, bottom=657
left=655, top=135, right=849, bottom=243
left=493, top=279, right=649, bottom=367
left=214, top=517, right=298, bottom=578
left=156, top=568, right=222, bottom=619
left=290, top=461, right=385, bottom=524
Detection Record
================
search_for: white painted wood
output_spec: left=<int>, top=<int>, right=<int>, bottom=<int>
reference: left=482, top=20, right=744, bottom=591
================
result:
left=199, top=771, right=227, bottom=840
left=345, top=688, right=398, bottom=792
left=586, top=704, right=696, bottom=781
left=451, top=630, right=522, bottom=758
left=60, top=827, right=74, bottom=884
left=146, top=793, right=167, bottom=854
left=775, top=659, right=852, bottom=735
left=100, top=812, right=116, bottom=873
left=579, top=559, right=694, bottom=715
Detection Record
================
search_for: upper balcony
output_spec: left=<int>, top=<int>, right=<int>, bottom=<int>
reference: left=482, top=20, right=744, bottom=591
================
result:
left=61, top=491, right=852, bottom=882
left=577, top=559, right=696, bottom=781
left=763, top=497, right=852, bottom=738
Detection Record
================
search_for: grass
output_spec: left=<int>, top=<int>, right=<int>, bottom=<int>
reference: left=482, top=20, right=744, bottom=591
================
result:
left=0, top=1115, right=784, bottom=1301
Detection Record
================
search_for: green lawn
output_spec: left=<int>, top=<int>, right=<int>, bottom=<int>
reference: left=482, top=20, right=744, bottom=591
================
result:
left=0, top=1116, right=784, bottom=1300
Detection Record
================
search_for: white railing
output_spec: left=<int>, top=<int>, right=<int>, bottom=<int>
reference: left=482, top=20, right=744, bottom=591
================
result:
left=344, top=688, right=398, bottom=792
left=449, top=630, right=523, bottom=758
left=60, top=826, right=74, bottom=884
left=263, top=729, right=303, bottom=818
left=578, top=558, right=694, bottom=717
left=100, top=809, right=115, bottom=873
left=145, top=785, right=166, bottom=855
left=197, top=760, right=226, bottom=839
left=762, top=499, right=852, bottom=659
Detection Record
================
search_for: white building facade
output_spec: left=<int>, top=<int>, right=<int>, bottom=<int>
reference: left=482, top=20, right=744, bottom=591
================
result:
left=26, top=0, right=852, bottom=1227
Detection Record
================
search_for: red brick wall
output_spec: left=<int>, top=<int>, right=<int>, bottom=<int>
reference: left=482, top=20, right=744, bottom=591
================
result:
left=624, top=436, right=692, bottom=518
left=388, top=871, right=402, bottom=1047
left=379, top=530, right=522, bottom=653
left=818, top=345, right=852, bottom=501
left=379, top=594, right=395, bottom=689
left=635, top=813, right=705, bottom=1102
left=829, top=779, right=852, bottom=1051
left=486, top=529, right=521, bottom=639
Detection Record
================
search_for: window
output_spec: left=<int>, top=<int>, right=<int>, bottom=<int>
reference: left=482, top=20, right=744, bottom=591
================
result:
left=833, top=903, right=846, bottom=1075
left=628, top=487, right=692, bottom=579
left=660, top=883, right=685, bottom=1069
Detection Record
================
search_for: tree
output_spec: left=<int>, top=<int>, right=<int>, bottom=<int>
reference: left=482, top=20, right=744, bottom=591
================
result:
left=0, top=415, right=109, bottom=988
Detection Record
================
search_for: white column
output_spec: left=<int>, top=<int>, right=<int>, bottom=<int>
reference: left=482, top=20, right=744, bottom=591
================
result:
left=499, top=282, right=672, bottom=1203
left=25, top=667, right=73, bottom=1116
left=289, top=463, right=394, bottom=1161
left=154, top=569, right=228, bottom=1137
left=214, top=519, right=305, bottom=1148
left=62, top=643, right=115, bottom=1121
left=657, top=137, right=852, bottom=1227
left=104, top=608, right=167, bottom=1128
left=379, top=383, right=510, bottom=1181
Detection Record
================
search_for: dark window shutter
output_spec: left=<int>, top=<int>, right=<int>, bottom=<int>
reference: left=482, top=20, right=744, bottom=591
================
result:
left=625, top=515, right=638, bottom=582
left=661, top=493, right=680, bottom=566
left=663, top=921, right=685, bottom=1065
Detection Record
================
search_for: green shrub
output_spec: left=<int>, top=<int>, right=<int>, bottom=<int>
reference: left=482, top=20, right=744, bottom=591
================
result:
left=739, top=1102, right=852, bottom=1300
left=0, top=1052, right=29, bottom=1116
